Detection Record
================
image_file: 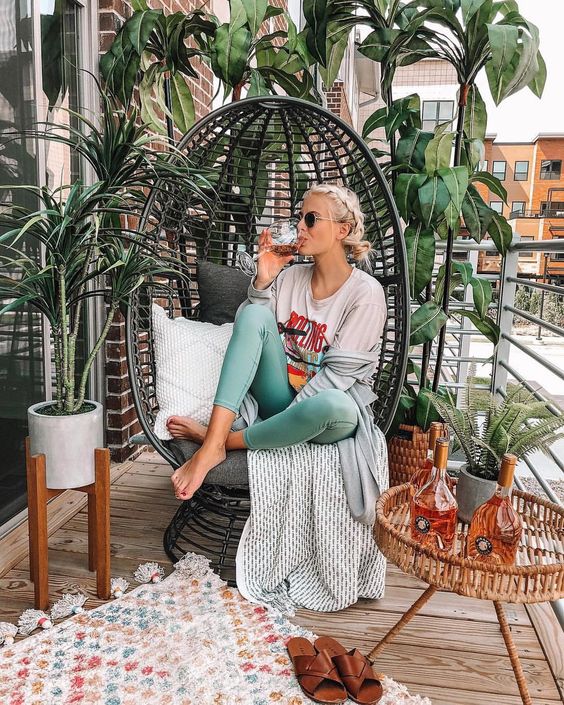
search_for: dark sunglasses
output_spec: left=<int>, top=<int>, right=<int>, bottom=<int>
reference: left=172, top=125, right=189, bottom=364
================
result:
left=299, top=211, right=336, bottom=228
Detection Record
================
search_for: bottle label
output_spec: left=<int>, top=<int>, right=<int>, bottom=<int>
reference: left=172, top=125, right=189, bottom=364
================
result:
left=474, top=536, right=493, bottom=556
left=415, top=516, right=431, bottom=535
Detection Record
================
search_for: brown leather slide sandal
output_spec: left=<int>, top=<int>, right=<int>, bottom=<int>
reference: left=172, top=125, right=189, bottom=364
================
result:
left=314, top=636, right=383, bottom=705
left=287, top=637, right=348, bottom=704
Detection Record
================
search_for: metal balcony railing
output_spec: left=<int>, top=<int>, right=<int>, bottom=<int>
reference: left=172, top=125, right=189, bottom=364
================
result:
left=512, top=209, right=564, bottom=219
left=424, top=235, right=564, bottom=627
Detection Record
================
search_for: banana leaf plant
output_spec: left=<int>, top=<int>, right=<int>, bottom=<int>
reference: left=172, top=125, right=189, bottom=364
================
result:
left=0, top=88, right=213, bottom=414
left=309, top=0, right=545, bottom=433
left=101, top=0, right=319, bottom=140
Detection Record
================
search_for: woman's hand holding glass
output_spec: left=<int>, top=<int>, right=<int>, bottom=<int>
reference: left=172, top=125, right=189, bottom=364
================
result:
left=254, top=228, right=296, bottom=288
left=235, top=217, right=301, bottom=281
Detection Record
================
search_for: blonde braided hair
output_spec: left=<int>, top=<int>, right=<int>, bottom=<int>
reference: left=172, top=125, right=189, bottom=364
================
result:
left=304, top=183, right=372, bottom=262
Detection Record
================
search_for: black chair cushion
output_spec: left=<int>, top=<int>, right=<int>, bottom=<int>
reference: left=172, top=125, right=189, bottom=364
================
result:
left=166, top=439, right=249, bottom=487
left=196, top=260, right=249, bottom=324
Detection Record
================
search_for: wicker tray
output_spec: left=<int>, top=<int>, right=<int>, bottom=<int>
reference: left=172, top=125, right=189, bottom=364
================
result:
left=374, top=483, right=564, bottom=604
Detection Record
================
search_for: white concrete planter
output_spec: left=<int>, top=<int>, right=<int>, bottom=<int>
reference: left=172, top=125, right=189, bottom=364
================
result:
left=27, top=401, right=104, bottom=489
left=456, top=464, right=497, bottom=524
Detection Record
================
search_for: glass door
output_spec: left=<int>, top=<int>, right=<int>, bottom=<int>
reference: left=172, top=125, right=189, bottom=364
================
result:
left=0, top=0, right=90, bottom=527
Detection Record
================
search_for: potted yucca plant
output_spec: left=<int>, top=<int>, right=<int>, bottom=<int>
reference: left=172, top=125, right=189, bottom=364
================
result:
left=427, top=382, right=564, bottom=522
left=0, top=89, right=211, bottom=489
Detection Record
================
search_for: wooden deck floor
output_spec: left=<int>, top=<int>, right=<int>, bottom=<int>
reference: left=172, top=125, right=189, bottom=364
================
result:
left=1, top=451, right=563, bottom=705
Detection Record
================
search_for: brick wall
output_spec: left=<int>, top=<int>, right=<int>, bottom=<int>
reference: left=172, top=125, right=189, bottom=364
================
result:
left=99, top=0, right=215, bottom=461
left=325, top=81, right=353, bottom=127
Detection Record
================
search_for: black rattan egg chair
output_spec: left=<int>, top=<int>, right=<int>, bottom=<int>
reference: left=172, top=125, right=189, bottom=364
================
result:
left=126, top=96, right=409, bottom=583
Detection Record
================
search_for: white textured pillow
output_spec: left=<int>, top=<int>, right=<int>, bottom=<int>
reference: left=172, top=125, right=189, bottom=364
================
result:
left=152, top=304, right=233, bottom=440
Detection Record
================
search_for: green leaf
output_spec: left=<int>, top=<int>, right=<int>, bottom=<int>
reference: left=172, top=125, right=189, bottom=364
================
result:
left=394, top=173, right=427, bottom=221
left=462, top=0, right=488, bottom=23
left=0, top=294, right=37, bottom=316
left=396, top=128, right=434, bottom=171
left=100, top=32, right=140, bottom=107
left=229, top=0, right=248, bottom=32
left=170, top=72, right=195, bottom=133
left=319, top=22, right=350, bottom=89
left=416, top=387, right=442, bottom=431
left=410, top=301, right=448, bottom=346
left=418, top=176, right=451, bottom=228
left=462, top=184, right=495, bottom=242
left=264, top=5, right=284, bottom=20
left=424, top=131, right=454, bottom=174
left=464, top=138, right=485, bottom=172
left=470, top=171, right=507, bottom=203
left=139, top=63, right=168, bottom=135
left=303, top=0, right=327, bottom=65
left=453, top=261, right=473, bottom=287
left=358, top=28, right=399, bottom=62
left=242, top=0, right=267, bottom=35
left=464, top=85, right=487, bottom=142
left=247, top=68, right=270, bottom=97
left=433, top=264, right=463, bottom=304
left=470, top=276, right=492, bottom=319
left=125, top=10, right=160, bottom=55
left=437, top=166, right=469, bottom=226
left=497, top=18, right=542, bottom=101
left=487, top=212, right=512, bottom=256
left=452, top=309, right=500, bottom=345
left=404, top=224, right=435, bottom=297
left=529, top=50, right=546, bottom=98
left=485, top=23, right=519, bottom=105
left=264, top=67, right=314, bottom=99
left=211, top=23, right=251, bottom=87
left=362, top=107, right=388, bottom=139
left=396, top=36, right=435, bottom=66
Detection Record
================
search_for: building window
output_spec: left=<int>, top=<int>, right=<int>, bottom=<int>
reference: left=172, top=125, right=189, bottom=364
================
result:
left=551, top=236, right=564, bottom=261
left=541, top=201, right=564, bottom=216
left=492, top=161, right=506, bottom=181
left=422, top=100, right=454, bottom=131
left=510, top=201, right=526, bottom=217
left=518, top=236, right=534, bottom=258
left=540, top=160, right=562, bottom=180
left=490, top=201, right=503, bottom=215
left=514, top=161, right=529, bottom=181
left=481, top=160, right=488, bottom=172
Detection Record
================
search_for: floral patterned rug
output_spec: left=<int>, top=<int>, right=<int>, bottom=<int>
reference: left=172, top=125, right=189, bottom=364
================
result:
left=0, top=555, right=431, bottom=705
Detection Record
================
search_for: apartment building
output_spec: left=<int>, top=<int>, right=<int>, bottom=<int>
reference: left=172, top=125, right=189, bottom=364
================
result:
left=476, top=135, right=564, bottom=283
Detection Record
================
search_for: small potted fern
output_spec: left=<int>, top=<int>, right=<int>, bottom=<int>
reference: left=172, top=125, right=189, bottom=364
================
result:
left=428, top=382, right=564, bottom=523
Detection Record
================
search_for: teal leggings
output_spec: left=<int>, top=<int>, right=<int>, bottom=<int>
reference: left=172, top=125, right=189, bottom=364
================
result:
left=213, top=304, right=358, bottom=449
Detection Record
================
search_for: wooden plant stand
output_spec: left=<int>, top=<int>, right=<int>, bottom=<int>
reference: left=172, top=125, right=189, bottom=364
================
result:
left=25, top=438, right=111, bottom=610
left=372, top=482, right=564, bottom=705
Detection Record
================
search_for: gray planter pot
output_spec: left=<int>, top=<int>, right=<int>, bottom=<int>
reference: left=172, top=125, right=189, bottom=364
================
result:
left=456, top=465, right=498, bottom=524
left=28, top=401, right=104, bottom=489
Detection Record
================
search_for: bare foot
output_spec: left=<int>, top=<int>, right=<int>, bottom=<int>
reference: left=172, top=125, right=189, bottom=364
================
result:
left=170, top=445, right=226, bottom=500
left=166, top=416, right=207, bottom=443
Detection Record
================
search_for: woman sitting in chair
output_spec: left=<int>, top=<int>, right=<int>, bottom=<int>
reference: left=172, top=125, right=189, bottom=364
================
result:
left=167, top=184, right=387, bottom=511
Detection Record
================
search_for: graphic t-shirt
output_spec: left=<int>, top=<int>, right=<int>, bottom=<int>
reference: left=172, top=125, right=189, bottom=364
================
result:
left=249, top=264, right=387, bottom=392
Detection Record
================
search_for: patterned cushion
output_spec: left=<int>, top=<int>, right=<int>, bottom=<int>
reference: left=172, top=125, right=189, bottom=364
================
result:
left=197, top=260, right=250, bottom=325
left=167, top=439, right=248, bottom=487
left=152, top=304, right=233, bottom=440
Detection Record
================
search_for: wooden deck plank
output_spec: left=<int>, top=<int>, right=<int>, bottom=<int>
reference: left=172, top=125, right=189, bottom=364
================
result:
left=349, top=643, right=560, bottom=700
left=0, top=456, right=560, bottom=705
left=293, top=607, right=545, bottom=659
left=0, top=461, right=133, bottom=578
left=407, top=684, right=561, bottom=705
left=526, top=601, right=564, bottom=700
